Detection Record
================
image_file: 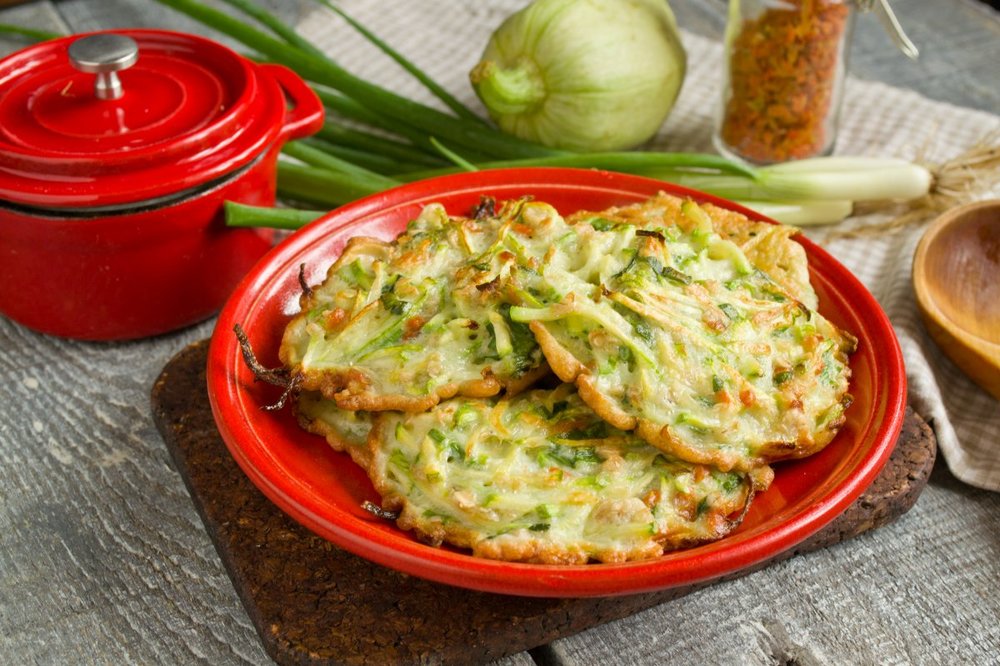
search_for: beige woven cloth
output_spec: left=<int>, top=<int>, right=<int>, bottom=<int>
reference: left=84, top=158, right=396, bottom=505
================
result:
left=298, top=0, right=1000, bottom=491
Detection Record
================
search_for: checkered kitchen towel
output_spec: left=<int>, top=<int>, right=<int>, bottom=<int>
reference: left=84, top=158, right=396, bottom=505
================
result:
left=297, top=0, right=1000, bottom=490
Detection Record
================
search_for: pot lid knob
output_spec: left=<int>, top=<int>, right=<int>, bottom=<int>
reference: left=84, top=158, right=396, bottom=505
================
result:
left=68, top=33, right=139, bottom=100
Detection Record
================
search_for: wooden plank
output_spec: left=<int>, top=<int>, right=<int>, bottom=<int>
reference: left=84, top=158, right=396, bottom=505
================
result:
left=0, top=315, right=274, bottom=663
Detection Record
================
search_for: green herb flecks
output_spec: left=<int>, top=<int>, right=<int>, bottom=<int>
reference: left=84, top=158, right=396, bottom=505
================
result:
left=539, top=443, right=605, bottom=469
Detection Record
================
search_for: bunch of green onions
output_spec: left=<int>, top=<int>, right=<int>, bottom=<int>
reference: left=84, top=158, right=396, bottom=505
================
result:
left=3, top=0, right=936, bottom=229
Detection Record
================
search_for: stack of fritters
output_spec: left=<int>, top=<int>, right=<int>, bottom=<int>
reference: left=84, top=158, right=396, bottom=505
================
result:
left=276, top=194, right=857, bottom=564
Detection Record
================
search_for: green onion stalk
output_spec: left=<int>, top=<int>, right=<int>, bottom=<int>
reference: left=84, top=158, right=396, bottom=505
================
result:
left=141, top=0, right=937, bottom=230
left=0, top=24, right=64, bottom=42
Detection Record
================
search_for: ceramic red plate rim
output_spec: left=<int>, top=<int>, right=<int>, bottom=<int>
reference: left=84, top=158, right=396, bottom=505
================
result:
left=207, top=167, right=906, bottom=598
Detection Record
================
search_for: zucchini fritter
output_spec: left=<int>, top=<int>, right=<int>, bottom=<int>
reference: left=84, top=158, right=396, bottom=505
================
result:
left=279, top=204, right=546, bottom=411
left=498, top=196, right=855, bottom=480
left=367, top=385, right=754, bottom=564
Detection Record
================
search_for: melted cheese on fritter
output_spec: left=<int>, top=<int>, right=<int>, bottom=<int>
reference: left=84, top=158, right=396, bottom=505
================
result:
left=367, top=385, right=753, bottom=564
left=587, top=194, right=819, bottom=310
left=279, top=204, right=545, bottom=411
left=491, top=196, right=855, bottom=478
left=295, top=390, right=373, bottom=469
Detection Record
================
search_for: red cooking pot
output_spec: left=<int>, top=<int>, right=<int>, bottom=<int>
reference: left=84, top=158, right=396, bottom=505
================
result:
left=0, top=30, right=325, bottom=340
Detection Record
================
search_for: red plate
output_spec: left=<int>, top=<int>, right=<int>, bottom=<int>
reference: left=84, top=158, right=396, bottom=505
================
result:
left=207, top=168, right=906, bottom=598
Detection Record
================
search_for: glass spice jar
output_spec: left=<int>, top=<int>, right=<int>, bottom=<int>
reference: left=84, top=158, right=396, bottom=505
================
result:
left=714, top=0, right=918, bottom=165
left=714, top=0, right=855, bottom=165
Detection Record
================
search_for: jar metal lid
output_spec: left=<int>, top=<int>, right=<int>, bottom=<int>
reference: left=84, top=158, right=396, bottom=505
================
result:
left=855, top=0, right=919, bottom=59
left=0, top=30, right=291, bottom=208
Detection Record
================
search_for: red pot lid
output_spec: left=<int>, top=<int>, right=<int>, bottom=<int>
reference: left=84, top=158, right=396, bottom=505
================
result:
left=0, top=30, right=291, bottom=209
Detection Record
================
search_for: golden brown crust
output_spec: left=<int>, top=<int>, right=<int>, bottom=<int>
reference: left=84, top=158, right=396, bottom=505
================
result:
left=376, top=477, right=760, bottom=564
left=296, top=404, right=372, bottom=470
left=568, top=193, right=820, bottom=309
left=460, top=370, right=502, bottom=398
left=298, top=236, right=392, bottom=312
left=577, top=374, right=636, bottom=432
left=473, top=539, right=593, bottom=565
left=335, top=390, right=441, bottom=413
left=529, top=319, right=640, bottom=431
left=299, top=361, right=547, bottom=413
left=281, top=205, right=552, bottom=411
left=631, top=419, right=773, bottom=483
left=537, top=195, right=853, bottom=479
left=503, top=362, right=552, bottom=397
left=528, top=320, right=585, bottom=383
left=365, top=417, right=394, bottom=497
left=748, top=466, right=775, bottom=490
left=306, top=364, right=544, bottom=412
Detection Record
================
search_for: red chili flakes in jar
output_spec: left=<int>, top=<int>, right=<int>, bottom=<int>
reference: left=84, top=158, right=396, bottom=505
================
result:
left=718, top=0, right=852, bottom=164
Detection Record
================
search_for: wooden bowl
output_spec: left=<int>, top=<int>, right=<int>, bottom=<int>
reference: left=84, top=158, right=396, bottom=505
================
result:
left=913, top=199, right=1000, bottom=400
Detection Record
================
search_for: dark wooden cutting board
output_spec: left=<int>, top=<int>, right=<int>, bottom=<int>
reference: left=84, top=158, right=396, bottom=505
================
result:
left=151, top=340, right=935, bottom=666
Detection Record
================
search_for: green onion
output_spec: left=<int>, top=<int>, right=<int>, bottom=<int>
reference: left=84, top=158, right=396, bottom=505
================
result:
left=0, top=24, right=64, bottom=42
left=282, top=141, right=397, bottom=185
left=217, top=0, right=327, bottom=57
left=430, top=138, right=480, bottom=172
left=313, top=124, right=443, bottom=168
left=277, top=162, right=399, bottom=208
left=397, top=151, right=757, bottom=181
left=310, top=86, right=464, bottom=161
left=300, top=137, right=431, bottom=175
left=734, top=200, right=854, bottom=226
left=224, top=202, right=323, bottom=229
left=309, top=0, right=486, bottom=124
left=311, top=86, right=412, bottom=139
left=755, top=157, right=934, bottom=202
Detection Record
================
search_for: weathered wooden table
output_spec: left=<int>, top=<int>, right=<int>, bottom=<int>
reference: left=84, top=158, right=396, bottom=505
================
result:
left=2, top=1, right=998, bottom=664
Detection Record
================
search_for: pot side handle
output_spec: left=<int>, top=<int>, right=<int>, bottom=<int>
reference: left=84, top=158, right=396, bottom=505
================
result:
left=261, top=63, right=325, bottom=143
